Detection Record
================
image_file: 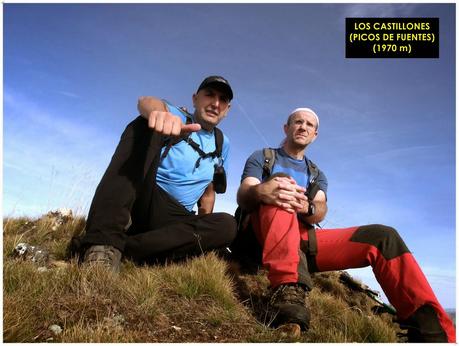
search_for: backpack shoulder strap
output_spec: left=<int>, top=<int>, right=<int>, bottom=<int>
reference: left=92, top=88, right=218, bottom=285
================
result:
left=306, top=158, right=319, bottom=184
left=160, top=100, right=225, bottom=168
left=214, top=127, right=223, bottom=158
left=262, top=148, right=276, bottom=180
left=305, top=158, right=322, bottom=203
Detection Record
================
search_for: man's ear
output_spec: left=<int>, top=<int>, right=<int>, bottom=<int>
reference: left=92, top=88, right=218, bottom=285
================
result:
left=222, top=103, right=231, bottom=117
left=283, top=123, right=289, bottom=136
left=192, top=93, right=197, bottom=107
left=310, top=130, right=319, bottom=143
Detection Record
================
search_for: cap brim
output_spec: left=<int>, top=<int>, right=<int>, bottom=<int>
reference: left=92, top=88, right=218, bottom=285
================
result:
left=200, top=82, right=233, bottom=100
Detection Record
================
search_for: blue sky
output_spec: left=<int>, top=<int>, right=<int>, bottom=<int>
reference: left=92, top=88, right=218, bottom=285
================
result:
left=3, top=3, right=455, bottom=308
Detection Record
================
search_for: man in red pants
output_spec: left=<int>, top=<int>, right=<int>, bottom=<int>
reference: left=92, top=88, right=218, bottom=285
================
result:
left=234, top=108, right=456, bottom=342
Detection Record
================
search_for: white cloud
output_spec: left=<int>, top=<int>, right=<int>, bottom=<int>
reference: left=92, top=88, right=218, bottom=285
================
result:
left=4, top=89, right=110, bottom=147
left=342, top=4, right=420, bottom=18
left=56, top=90, right=80, bottom=99
left=234, top=100, right=270, bottom=147
left=3, top=87, right=116, bottom=217
left=421, top=266, right=456, bottom=282
left=347, top=265, right=455, bottom=309
left=364, top=144, right=440, bottom=162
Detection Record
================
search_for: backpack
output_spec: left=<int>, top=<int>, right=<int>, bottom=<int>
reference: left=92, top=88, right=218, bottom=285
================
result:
left=235, top=148, right=322, bottom=230
left=160, top=100, right=226, bottom=194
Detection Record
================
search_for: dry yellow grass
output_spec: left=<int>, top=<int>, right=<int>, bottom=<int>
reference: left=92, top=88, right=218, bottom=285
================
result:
left=3, top=212, right=401, bottom=342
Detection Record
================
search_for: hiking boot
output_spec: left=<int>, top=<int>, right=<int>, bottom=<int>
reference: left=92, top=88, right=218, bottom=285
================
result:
left=83, top=245, right=122, bottom=273
left=399, top=304, right=448, bottom=342
left=66, top=235, right=83, bottom=260
left=269, top=283, right=311, bottom=331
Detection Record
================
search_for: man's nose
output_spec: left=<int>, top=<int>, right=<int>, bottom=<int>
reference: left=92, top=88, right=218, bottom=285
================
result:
left=210, top=96, right=220, bottom=108
left=298, top=124, right=309, bottom=135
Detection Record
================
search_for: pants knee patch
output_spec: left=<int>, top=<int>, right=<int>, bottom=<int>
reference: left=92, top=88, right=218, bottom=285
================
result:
left=350, top=224, right=410, bottom=260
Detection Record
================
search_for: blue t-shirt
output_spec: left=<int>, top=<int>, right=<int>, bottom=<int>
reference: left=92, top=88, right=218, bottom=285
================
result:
left=241, top=147, right=328, bottom=195
left=156, top=103, right=230, bottom=211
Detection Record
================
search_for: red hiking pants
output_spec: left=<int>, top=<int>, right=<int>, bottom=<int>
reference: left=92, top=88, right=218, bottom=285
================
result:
left=250, top=204, right=456, bottom=342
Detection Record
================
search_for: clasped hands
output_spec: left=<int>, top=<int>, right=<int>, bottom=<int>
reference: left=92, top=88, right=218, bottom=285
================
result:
left=258, top=176, right=309, bottom=214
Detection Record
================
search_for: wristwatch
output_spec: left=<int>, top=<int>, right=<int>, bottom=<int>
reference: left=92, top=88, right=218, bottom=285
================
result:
left=307, top=202, right=316, bottom=216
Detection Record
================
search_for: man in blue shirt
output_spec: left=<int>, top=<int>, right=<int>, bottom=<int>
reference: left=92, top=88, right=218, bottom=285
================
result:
left=76, top=76, right=236, bottom=272
left=234, top=108, right=455, bottom=342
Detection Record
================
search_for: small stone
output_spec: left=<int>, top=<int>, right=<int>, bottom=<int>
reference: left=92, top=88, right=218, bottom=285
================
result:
left=37, top=267, right=48, bottom=273
left=277, top=323, right=301, bottom=339
left=103, top=314, right=125, bottom=330
left=32, top=249, right=49, bottom=265
left=14, top=243, right=29, bottom=256
left=49, top=324, right=63, bottom=335
left=113, top=315, right=125, bottom=325
left=171, top=325, right=182, bottom=331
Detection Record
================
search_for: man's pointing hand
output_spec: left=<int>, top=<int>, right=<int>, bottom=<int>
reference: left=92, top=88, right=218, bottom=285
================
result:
left=147, top=110, right=201, bottom=136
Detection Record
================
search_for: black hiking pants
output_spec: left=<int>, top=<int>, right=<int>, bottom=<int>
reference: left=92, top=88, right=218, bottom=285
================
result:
left=80, top=116, right=236, bottom=263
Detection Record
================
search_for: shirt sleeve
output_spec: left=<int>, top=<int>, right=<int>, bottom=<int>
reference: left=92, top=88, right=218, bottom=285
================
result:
left=316, top=169, right=328, bottom=198
left=164, top=101, right=187, bottom=123
left=241, top=150, right=264, bottom=182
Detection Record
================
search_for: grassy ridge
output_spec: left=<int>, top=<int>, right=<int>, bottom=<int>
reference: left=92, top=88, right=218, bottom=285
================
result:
left=3, top=213, right=401, bottom=342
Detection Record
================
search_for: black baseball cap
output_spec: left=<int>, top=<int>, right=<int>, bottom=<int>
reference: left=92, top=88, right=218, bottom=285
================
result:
left=197, top=75, right=233, bottom=101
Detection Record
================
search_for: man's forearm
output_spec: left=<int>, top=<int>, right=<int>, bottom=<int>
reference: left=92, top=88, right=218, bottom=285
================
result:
left=298, top=200, right=327, bottom=225
left=237, top=184, right=261, bottom=212
left=198, top=199, right=214, bottom=215
left=137, top=96, right=166, bottom=118
left=198, top=183, right=216, bottom=215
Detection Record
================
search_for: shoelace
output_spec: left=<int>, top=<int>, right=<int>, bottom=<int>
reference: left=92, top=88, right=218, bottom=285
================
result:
left=87, top=248, right=116, bottom=264
left=270, top=285, right=306, bottom=305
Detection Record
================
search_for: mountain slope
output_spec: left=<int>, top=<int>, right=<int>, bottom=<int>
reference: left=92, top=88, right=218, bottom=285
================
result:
left=3, top=211, right=401, bottom=342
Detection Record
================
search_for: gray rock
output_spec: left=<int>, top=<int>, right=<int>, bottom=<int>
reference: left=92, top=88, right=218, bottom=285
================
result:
left=45, top=209, right=74, bottom=231
left=13, top=243, right=49, bottom=266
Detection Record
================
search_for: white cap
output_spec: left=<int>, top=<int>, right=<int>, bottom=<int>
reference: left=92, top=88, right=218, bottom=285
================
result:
left=290, top=107, right=319, bottom=129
